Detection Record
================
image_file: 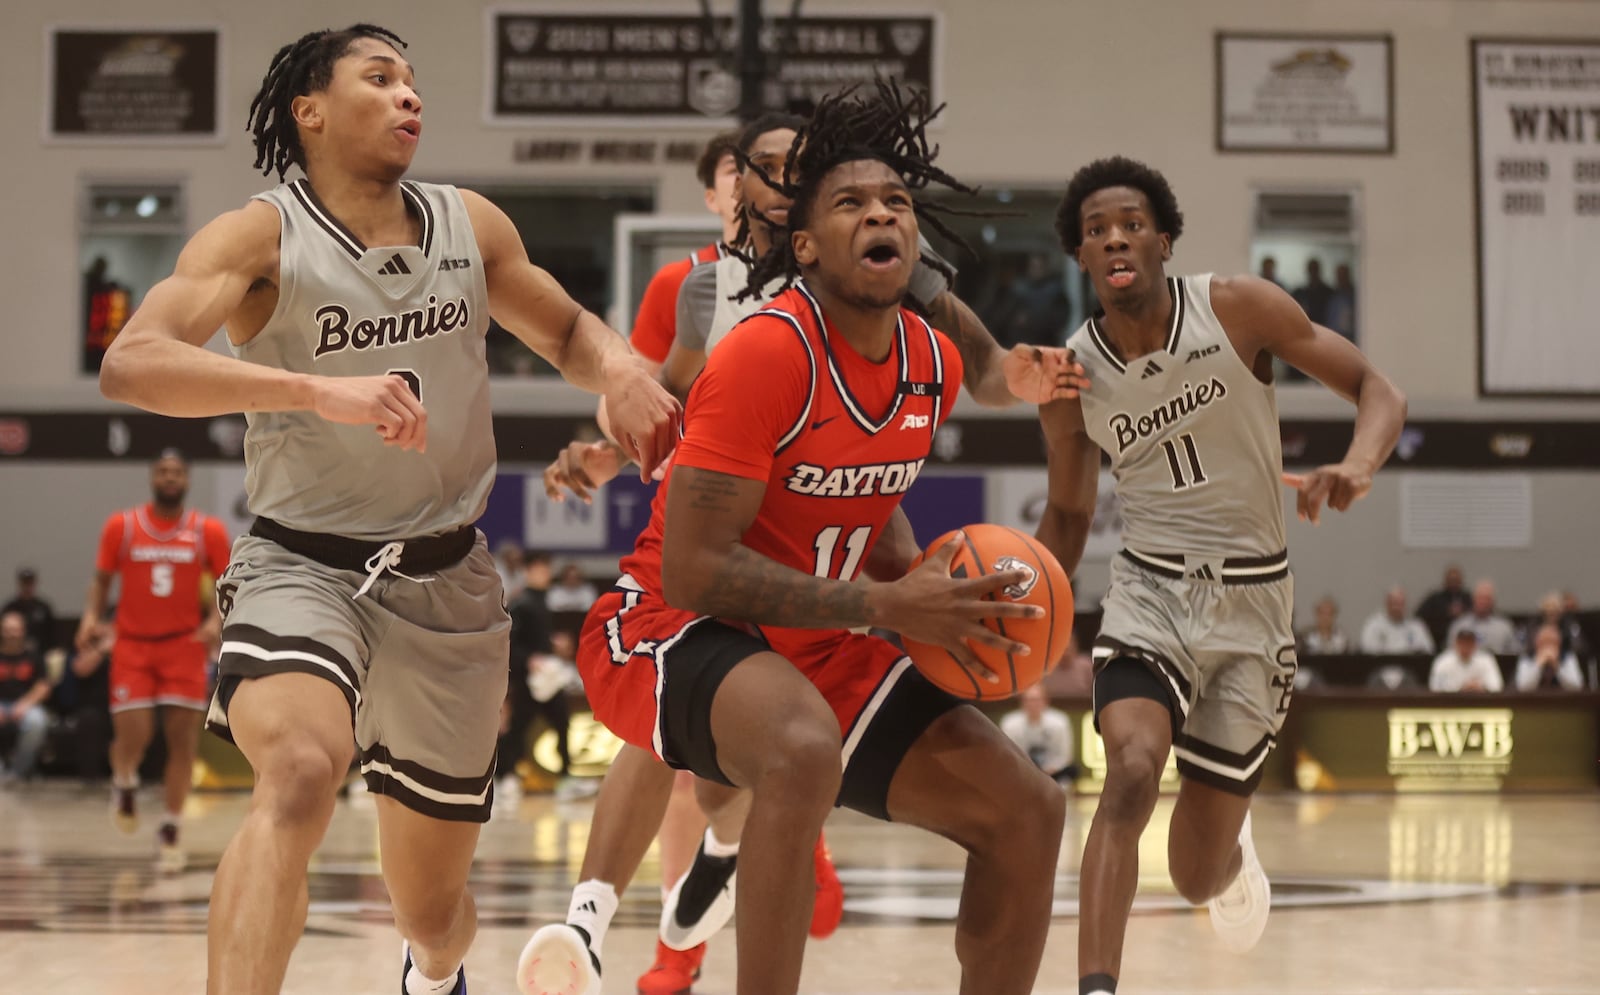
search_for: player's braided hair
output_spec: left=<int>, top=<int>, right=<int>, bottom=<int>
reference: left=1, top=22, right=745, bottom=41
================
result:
left=1054, top=156, right=1185, bottom=255
left=248, top=24, right=408, bottom=180
left=735, top=79, right=980, bottom=301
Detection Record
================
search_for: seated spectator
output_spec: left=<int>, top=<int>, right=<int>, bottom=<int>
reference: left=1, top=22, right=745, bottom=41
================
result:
left=999, top=685, right=1078, bottom=786
left=1429, top=628, right=1504, bottom=693
left=1416, top=564, right=1471, bottom=650
left=2, top=567, right=56, bottom=654
left=495, top=540, right=527, bottom=599
left=0, top=610, right=51, bottom=782
left=1298, top=595, right=1348, bottom=654
left=546, top=563, right=599, bottom=613
left=1359, top=586, right=1434, bottom=655
left=1514, top=623, right=1586, bottom=691
left=1447, top=579, right=1521, bottom=656
left=1366, top=662, right=1423, bottom=691
left=1518, top=591, right=1592, bottom=665
left=60, top=625, right=114, bottom=784
left=1039, top=630, right=1093, bottom=697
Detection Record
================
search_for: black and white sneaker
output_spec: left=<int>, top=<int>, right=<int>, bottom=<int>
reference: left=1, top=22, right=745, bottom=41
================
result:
left=659, top=842, right=738, bottom=952
left=401, top=944, right=466, bottom=995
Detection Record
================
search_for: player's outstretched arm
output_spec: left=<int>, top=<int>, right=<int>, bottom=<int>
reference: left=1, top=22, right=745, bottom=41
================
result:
left=100, top=204, right=310, bottom=416
left=100, top=202, right=429, bottom=449
left=465, top=190, right=680, bottom=478
left=1213, top=275, right=1408, bottom=523
left=661, top=466, right=1038, bottom=673
left=1036, top=397, right=1101, bottom=575
left=924, top=291, right=1089, bottom=407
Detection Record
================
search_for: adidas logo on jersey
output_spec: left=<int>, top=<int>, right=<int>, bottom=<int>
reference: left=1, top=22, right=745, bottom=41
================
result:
left=786, top=458, right=926, bottom=498
left=899, top=413, right=930, bottom=430
left=377, top=253, right=411, bottom=276
left=1187, top=564, right=1217, bottom=580
left=313, top=295, right=472, bottom=358
left=1141, top=360, right=1164, bottom=379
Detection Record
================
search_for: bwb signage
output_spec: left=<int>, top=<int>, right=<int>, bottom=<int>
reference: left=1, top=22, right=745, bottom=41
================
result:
left=1387, top=708, right=1513, bottom=788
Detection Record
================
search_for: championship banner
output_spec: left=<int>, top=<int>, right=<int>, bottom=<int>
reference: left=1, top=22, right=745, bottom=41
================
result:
left=487, top=8, right=937, bottom=125
left=48, top=28, right=221, bottom=141
left=1473, top=39, right=1600, bottom=396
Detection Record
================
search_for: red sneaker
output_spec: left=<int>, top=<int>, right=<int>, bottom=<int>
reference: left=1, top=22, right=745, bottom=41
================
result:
left=636, top=939, right=705, bottom=995
left=810, top=831, right=844, bottom=939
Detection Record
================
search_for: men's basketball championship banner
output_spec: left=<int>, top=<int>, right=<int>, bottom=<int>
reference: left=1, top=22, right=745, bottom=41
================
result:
left=1473, top=39, right=1600, bottom=396
left=487, top=8, right=937, bottom=124
left=48, top=28, right=221, bottom=141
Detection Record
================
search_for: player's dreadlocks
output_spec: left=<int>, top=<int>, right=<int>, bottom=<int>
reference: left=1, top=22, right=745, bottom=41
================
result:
left=1054, top=156, right=1185, bottom=255
left=736, top=79, right=980, bottom=300
left=247, top=24, right=407, bottom=180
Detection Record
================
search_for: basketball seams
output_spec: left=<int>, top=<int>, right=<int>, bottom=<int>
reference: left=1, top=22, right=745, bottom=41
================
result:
left=958, top=528, right=1020, bottom=696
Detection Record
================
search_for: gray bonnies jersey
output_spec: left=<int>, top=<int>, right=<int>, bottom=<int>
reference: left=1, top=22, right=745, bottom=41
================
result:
left=240, top=180, right=495, bottom=540
left=1067, top=274, right=1287, bottom=560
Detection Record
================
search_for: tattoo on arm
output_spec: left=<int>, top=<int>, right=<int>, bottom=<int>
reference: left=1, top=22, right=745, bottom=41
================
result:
left=927, top=292, right=999, bottom=391
left=696, top=545, right=873, bottom=629
left=676, top=470, right=873, bottom=628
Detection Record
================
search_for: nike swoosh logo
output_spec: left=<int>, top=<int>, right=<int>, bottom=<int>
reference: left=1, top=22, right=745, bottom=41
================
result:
left=811, top=416, right=837, bottom=430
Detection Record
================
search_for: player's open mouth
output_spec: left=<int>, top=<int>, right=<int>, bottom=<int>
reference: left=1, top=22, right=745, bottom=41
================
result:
left=862, top=243, right=902, bottom=270
left=395, top=120, right=421, bottom=142
left=1107, top=259, right=1136, bottom=289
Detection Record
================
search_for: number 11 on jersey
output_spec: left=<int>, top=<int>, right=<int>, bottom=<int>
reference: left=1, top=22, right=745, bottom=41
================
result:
left=813, top=525, right=872, bottom=579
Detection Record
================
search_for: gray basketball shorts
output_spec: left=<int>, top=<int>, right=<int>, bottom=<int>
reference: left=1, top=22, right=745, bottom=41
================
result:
left=206, top=532, right=511, bottom=822
left=1091, top=549, right=1297, bottom=796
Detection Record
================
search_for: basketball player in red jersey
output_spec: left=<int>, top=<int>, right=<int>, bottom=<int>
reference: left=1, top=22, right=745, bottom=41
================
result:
left=77, top=449, right=230, bottom=870
left=520, top=82, right=1065, bottom=995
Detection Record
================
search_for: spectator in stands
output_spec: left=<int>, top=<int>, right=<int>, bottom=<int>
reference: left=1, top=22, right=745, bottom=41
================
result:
left=2, top=567, right=56, bottom=654
left=1447, top=580, right=1521, bottom=656
left=1359, top=586, right=1434, bottom=655
left=1293, top=258, right=1334, bottom=326
left=0, top=610, right=51, bottom=782
left=1040, top=629, right=1093, bottom=697
left=1514, top=623, right=1586, bottom=691
left=546, top=563, right=599, bottom=614
left=499, top=553, right=556, bottom=799
left=60, top=619, right=114, bottom=784
left=496, top=540, right=527, bottom=599
left=527, top=630, right=579, bottom=781
left=1429, top=628, right=1504, bottom=693
left=1000, top=684, right=1078, bottom=786
left=1518, top=591, right=1592, bottom=665
left=1298, top=595, right=1349, bottom=654
left=1326, top=263, right=1357, bottom=343
left=1417, top=564, right=1471, bottom=650
left=1258, top=256, right=1283, bottom=288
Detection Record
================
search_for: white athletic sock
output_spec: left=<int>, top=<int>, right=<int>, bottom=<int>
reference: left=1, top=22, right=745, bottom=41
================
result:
left=702, top=826, right=740, bottom=859
left=403, top=958, right=459, bottom=995
left=566, top=880, right=619, bottom=956
left=112, top=773, right=138, bottom=790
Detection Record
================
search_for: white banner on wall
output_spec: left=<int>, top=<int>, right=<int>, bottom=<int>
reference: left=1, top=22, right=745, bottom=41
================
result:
left=1474, top=39, right=1600, bottom=396
left=1216, top=33, right=1393, bottom=153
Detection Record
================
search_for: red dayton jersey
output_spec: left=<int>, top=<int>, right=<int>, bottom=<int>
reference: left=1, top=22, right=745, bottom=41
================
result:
left=629, top=242, right=729, bottom=364
left=96, top=506, right=231, bottom=640
left=619, top=282, right=963, bottom=655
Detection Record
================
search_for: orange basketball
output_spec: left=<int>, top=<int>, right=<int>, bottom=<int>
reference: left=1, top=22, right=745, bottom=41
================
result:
left=902, top=523, right=1073, bottom=701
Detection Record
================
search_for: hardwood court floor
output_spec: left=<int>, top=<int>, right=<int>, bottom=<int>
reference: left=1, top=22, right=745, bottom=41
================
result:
left=1, top=783, right=1595, bottom=993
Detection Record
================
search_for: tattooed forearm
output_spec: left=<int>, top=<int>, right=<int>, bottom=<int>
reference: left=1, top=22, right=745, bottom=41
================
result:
left=693, top=544, right=874, bottom=629
left=926, top=291, right=1011, bottom=406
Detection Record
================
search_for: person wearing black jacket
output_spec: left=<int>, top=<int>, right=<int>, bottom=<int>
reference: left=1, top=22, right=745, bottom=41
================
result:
left=499, top=552, right=554, bottom=793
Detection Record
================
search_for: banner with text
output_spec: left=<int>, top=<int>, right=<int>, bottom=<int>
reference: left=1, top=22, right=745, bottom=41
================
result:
left=49, top=28, right=220, bottom=140
left=488, top=8, right=936, bottom=124
left=1474, top=39, right=1600, bottom=395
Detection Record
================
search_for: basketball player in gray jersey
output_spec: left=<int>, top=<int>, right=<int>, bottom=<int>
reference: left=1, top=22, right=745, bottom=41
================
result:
left=1036, top=158, right=1405, bottom=995
left=97, top=25, right=679, bottom=995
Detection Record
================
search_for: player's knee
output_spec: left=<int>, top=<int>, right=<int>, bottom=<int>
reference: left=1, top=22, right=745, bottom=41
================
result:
left=254, top=742, right=348, bottom=827
left=961, top=759, right=1065, bottom=859
left=752, top=718, right=843, bottom=807
left=1098, top=745, right=1164, bottom=823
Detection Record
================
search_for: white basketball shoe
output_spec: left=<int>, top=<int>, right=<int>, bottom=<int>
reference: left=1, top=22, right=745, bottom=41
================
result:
left=1207, top=811, right=1271, bottom=953
left=517, top=923, right=602, bottom=995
